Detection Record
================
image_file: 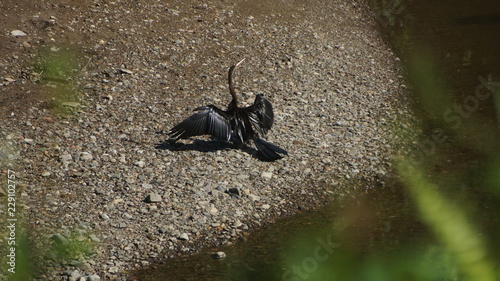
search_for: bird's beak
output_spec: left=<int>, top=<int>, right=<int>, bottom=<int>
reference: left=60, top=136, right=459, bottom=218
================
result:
left=235, top=58, right=246, bottom=67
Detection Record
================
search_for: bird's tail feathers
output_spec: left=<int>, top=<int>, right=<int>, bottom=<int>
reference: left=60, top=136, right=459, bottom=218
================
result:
left=254, top=138, right=287, bottom=161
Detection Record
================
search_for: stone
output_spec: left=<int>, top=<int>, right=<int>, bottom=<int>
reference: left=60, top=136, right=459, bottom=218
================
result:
left=261, top=204, right=271, bottom=210
left=80, top=152, right=93, bottom=161
left=61, top=154, right=72, bottom=163
left=179, top=233, right=189, bottom=241
left=51, top=234, right=69, bottom=245
left=134, top=160, right=145, bottom=167
left=69, top=270, right=80, bottom=280
left=247, top=194, right=260, bottom=201
left=261, top=172, right=273, bottom=179
left=212, top=251, right=226, bottom=259
left=227, top=187, right=241, bottom=197
left=11, top=30, right=27, bottom=36
left=236, top=174, right=249, bottom=180
left=89, top=234, right=101, bottom=242
left=145, top=192, right=162, bottom=203
left=61, top=102, right=81, bottom=108
left=119, top=68, right=134, bottom=74
left=88, top=274, right=101, bottom=281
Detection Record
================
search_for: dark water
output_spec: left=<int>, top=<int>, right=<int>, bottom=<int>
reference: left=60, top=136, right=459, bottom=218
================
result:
left=131, top=1, right=500, bottom=280
left=131, top=184, right=426, bottom=281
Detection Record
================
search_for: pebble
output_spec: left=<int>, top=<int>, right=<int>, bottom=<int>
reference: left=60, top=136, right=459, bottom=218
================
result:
left=212, top=251, right=226, bottom=259
left=61, top=154, right=72, bottom=163
left=89, top=235, right=101, bottom=242
left=247, top=194, right=260, bottom=201
left=261, top=172, right=273, bottom=179
left=119, top=68, right=134, bottom=74
left=145, top=192, right=162, bottom=203
left=61, top=102, right=81, bottom=108
left=88, top=275, right=101, bottom=281
left=69, top=270, right=81, bottom=280
left=11, top=30, right=27, bottom=36
left=80, top=152, right=93, bottom=161
left=51, top=234, right=69, bottom=245
left=134, top=160, right=145, bottom=167
left=179, top=233, right=189, bottom=241
left=260, top=204, right=271, bottom=210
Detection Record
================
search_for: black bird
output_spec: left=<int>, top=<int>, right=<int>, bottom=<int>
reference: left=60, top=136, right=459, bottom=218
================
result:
left=168, top=59, right=287, bottom=160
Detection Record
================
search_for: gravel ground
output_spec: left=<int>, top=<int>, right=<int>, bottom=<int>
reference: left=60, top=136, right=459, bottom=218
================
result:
left=1, top=0, right=413, bottom=280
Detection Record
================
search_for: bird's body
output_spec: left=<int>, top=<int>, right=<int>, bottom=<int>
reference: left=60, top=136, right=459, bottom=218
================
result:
left=168, top=59, right=287, bottom=160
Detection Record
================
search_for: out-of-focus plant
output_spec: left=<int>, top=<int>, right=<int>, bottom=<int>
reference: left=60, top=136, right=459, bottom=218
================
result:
left=398, top=161, right=497, bottom=281
left=33, top=47, right=83, bottom=114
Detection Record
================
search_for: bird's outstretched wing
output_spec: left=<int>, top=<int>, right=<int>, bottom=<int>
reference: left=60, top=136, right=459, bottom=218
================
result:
left=168, top=105, right=232, bottom=141
left=246, top=94, right=274, bottom=136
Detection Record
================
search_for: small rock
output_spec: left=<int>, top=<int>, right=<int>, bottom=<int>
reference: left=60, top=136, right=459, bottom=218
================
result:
left=100, top=213, right=110, bottom=220
left=145, top=192, right=162, bottom=203
left=89, top=234, right=101, bottom=243
left=227, top=187, right=241, bottom=197
left=80, top=152, right=93, bottom=161
left=94, top=188, right=105, bottom=195
left=11, top=30, right=27, bottom=36
left=108, top=266, right=119, bottom=273
left=88, top=274, right=101, bottom=281
left=261, top=204, right=271, bottom=210
left=142, top=183, right=153, bottom=189
left=123, top=213, right=133, bottom=219
left=69, top=270, right=81, bottom=280
left=248, top=194, right=260, bottom=201
left=179, top=233, right=189, bottom=241
left=119, top=68, right=133, bottom=74
left=61, top=154, right=72, bottom=163
left=261, top=172, right=273, bottom=179
left=236, top=174, right=249, bottom=180
left=134, top=160, right=145, bottom=167
left=51, top=234, right=69, bottom=245
left=61, top=102, right=81, bottom=108
left=212, top=251, right=226, bottom=259
left=41, top=171, right=51, bottom=177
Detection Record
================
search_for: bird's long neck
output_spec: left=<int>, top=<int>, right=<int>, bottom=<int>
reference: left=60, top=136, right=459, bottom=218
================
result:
left=228, top=64, right=238, bottom=110
left=227, top=59, right=245, bottom=111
